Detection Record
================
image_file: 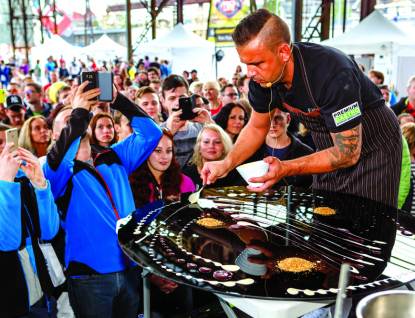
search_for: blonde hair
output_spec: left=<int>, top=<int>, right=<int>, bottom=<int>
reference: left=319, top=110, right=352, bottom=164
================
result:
left=402, top=123, right=415, bottom=152
left=203, top=81, right=221, bottom=93
left=19, top=115, right=52, bottom=155
left=188, top=124, right=233, bottom=169
left=189, top=81, right=204, bottom=94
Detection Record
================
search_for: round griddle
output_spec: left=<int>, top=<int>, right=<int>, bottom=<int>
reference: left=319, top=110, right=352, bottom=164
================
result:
left=118, top=186, right=415, bottom=301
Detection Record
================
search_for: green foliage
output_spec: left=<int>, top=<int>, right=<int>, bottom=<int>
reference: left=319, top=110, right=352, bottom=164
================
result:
left=264, top=0, right=278, bottom=13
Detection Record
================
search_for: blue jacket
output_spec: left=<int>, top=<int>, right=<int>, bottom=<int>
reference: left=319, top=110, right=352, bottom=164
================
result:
left=0, top=172, right=59, bottom=317
left=43, top=93, right=162, bottom=276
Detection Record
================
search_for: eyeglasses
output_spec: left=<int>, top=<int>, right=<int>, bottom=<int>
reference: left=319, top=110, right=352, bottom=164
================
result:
left=225, top=93, right=238, bottom=97
left=24, top=90, right=36, bottom=95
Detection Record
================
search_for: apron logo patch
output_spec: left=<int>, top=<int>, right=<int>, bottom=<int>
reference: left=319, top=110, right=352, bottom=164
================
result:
left=332, top=102, right=361, bottom=126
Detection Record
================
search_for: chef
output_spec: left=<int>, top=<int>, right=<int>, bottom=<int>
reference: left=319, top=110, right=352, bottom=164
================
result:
left=202, top=9, right=402, bottom=208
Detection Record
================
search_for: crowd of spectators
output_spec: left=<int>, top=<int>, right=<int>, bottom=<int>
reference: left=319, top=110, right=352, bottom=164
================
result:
left=1, top=52, right=414, bottom=318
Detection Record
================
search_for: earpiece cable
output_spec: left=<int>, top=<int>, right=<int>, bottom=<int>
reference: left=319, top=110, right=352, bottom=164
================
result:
left=268, top=86, right=289, bottom=187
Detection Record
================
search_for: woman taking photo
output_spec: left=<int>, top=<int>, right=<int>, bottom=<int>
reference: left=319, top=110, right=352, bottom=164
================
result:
left=183, top=124, right=245, bottom=189
left=90, top=113, right=118, bottom=147
left=129, top=129, right=195, bottom=208
left=18, top=115, right=52, bottom=158
left=214, top=102, right=248, bottom=142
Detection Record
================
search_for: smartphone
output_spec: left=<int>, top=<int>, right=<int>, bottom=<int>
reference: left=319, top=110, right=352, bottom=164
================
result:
left=177, top=97, right=197, bottom=121
left=97, top=71, right=114, bottom=102
left=80, top=71, right=114, bottom=102
left=80, top=72, right=98, bottom=101
left=0, top=89, right=5, bottom=104
left=5, top=128, right=18, bottom=152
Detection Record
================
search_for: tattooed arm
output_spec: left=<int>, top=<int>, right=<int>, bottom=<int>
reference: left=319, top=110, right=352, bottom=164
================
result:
left=247, top=124, right=362, bottom=192
left=324, top=125, right=362, bottom=168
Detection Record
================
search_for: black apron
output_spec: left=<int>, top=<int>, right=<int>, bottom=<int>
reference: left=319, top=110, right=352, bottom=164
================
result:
left=280, top=45, right=402, bottom=208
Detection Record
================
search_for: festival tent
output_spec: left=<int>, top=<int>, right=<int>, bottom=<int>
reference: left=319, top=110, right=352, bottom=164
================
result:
left=83, top=35, right=127, bottom=59
left=135, top=23, right=216, bottom=80
left=321, top=10, right=415, bottom=96
left=31, top=34, right=82, bottom=65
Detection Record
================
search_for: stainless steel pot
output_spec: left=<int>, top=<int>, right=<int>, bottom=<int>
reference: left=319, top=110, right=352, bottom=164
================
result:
left=356, top=290, right=415, bottom=318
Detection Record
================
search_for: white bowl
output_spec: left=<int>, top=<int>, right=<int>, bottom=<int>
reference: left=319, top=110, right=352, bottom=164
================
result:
left=235, top=248, right=267, bottom=276
left=236, top=160, right=270, bottom=188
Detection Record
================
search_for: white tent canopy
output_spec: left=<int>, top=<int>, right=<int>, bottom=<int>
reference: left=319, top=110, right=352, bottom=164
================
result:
left=322, top=10, right=415, bottom=95
left=31, top=34, right=81, bottom=65
left=321, top=10, right=415, bottom=55
left=136, top=23, right=216, bottom=80
left=138, top=23, right=214, bottom=50
left=83, top=35, right=127, bottom=58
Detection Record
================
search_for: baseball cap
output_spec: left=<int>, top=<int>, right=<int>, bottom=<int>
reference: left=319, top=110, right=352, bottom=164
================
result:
left=191, top=69, right=197, bottom=74
left=5, top=95, right=24, bottom=111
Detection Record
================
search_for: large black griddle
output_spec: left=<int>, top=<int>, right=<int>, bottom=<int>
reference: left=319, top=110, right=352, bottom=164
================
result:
left=118, top=186, right=415, bottom=301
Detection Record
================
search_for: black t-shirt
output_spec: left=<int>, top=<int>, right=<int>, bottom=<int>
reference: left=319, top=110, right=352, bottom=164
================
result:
left=248, top=42, right=385, bottom=133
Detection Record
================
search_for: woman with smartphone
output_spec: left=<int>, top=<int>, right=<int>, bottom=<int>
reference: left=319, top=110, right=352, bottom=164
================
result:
left=89, top=113, right=118, bottom=147
left=18, top=115, right=52, bottom=158
left=183, top=124, right=246, bottom=189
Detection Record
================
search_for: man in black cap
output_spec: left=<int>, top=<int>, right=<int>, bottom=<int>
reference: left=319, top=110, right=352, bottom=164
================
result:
left=189, top=69, right=199, bottom=85
left=3, top=95, right=27, bottom=131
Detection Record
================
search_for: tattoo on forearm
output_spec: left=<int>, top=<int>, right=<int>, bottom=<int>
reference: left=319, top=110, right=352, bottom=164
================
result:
left=326, top=125, right=361, bottom=169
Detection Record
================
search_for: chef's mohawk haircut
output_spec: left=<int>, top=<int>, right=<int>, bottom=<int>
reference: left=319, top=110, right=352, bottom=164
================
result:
left=232, top=9, right=291, bottom=51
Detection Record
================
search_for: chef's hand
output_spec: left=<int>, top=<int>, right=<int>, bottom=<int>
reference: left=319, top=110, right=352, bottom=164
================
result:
left=201, top=159, right=231, bottom=185
left=247, top=157, right=288, bottom=192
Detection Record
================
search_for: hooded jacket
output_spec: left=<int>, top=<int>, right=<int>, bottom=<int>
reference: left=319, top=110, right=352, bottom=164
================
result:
left=43, top=93, right=162, bottom=277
